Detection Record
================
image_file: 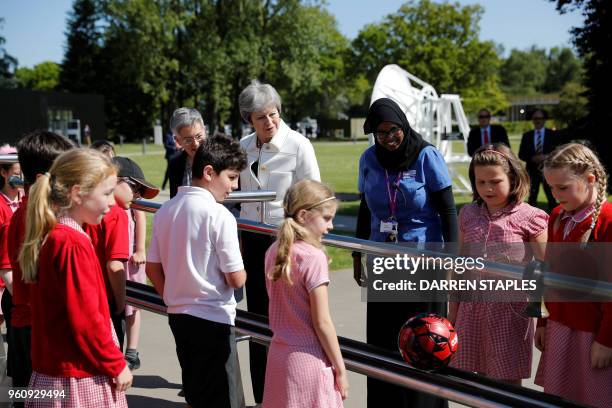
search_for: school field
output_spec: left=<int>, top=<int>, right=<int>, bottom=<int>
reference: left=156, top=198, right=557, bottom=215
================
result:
left=121, top=135, right=549, bottom=271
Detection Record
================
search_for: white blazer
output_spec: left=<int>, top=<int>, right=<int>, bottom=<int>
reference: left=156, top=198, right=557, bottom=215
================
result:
left=239, top=120, right=321, bottom=225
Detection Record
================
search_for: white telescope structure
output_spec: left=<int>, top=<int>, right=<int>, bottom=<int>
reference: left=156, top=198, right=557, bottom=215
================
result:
left=370, top=64, right=472, bottom=193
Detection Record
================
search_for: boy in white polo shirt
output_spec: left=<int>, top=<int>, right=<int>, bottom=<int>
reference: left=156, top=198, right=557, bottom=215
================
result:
left=146, top=135, right=247, bottom=408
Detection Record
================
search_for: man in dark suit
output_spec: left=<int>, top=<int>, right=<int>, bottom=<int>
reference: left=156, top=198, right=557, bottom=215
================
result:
left=168, top=107, right=206, bottom=198
left=518, top=109, right=558, bottom=211
left=467, top=108, right=510, bottom=156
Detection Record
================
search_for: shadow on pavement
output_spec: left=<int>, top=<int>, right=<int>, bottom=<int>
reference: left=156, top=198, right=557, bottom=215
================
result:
left=126, top=394, right=185, bottom=408
left=132, top=374, right=182, bottom=390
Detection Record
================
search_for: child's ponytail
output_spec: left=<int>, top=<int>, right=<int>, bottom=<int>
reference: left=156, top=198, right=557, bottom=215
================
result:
left=20, top=173, right=56, bottom=283
left=19, top=148, right=116, bottom=283
left=268, top=180, right=336, bottom=285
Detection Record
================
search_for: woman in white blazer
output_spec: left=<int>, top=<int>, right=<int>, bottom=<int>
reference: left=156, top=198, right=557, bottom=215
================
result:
left=238, top=81, right=320, bottom=404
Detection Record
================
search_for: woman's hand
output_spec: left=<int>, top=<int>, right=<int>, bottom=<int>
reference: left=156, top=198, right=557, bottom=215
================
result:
left=534, top=327, right=546, bottom=352
left=114, top=365, right=133, bottom=392
left=335, top=368, right=349, bottom=400
left=352, top=254, right=365, bottom=287
left=591, top=341, right=612, bottom=369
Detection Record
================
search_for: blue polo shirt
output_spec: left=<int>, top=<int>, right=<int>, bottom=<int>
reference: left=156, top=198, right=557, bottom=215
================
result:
left=358, top=145, right=451, bottom=244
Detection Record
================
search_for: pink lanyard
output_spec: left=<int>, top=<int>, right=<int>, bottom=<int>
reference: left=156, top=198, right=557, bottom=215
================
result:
left=385, top=170, right=402, bottom=219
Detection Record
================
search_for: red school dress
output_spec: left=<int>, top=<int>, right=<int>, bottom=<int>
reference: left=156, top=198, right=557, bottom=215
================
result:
left=535, top=202, right=612, bottom=408
left=451, top=202, right=548, bottom=380
left=27, top=216, right=127, bottom=408
left=263, top=241, right=343, bottom=408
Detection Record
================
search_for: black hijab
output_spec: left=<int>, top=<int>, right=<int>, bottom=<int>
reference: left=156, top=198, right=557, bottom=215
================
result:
left=363, top=98, right=430, bottom=171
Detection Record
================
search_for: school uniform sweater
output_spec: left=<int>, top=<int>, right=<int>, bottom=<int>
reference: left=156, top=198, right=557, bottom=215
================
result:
left=30, top=223, right=126, bottom=378
left=538, top=202, right=612, bottom=348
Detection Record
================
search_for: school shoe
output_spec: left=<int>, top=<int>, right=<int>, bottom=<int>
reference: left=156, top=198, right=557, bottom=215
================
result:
left=125, top=349, right=141, bottom=370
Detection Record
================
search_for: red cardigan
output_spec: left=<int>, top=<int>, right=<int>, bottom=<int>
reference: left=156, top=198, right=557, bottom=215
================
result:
left=30, top=224, right=126, bottom=378
left=0, top=195, right=15, bottom=289
left=539, top=202, right=612, bottom=347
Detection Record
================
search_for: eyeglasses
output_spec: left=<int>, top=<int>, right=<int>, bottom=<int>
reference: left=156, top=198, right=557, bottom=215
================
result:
left=478, top=115, right=491, bottom=119
left=181, top=134, right=205, bottom=146
left=375, top=127, right=402, bottom=140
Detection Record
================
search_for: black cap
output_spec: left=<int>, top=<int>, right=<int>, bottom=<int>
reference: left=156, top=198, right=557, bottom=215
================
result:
left=113, top=156, right=160, bottom=199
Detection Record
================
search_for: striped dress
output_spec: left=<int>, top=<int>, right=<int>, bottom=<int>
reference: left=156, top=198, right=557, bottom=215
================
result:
left=263, top=241, right=343, bottom=408
left=535, top=203, right=612, bottom=407
left=451, top=203, right=548, bottom=380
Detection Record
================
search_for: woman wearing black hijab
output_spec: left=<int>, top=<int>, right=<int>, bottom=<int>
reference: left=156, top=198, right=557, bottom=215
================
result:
left=353, top=98, right=457, bottom=408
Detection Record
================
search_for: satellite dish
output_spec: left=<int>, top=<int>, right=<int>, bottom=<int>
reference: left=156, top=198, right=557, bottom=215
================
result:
left=370, top=64, right=472, bottom=193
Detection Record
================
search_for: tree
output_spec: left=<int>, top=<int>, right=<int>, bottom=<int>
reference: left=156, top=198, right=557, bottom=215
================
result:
left=85, top=0, right=350, bottom=140
left=542, top=47, right=582, bottom=93
left=498, top=46, right=582, bottom=96
left=59, top=0, right=102, bottom=92
left=552, top=0, right=610, bottom=189
left=499, top=47, right=548, bottom=95
left=15, top=61, right=61, bottom=90
left=0, top=18, right=18, bottom=89
left=348, top=0, right=507, bottom=116
left=552, top=81, right=587, bottom=127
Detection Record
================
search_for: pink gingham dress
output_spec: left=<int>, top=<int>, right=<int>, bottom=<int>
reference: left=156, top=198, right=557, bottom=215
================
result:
left=450, top=203, right=548, bottom=380
left=534, top=203, right=612, bottom=407
left=26, top=217, right=127, bottom=408
left=263, top=241, right=343, bottom=408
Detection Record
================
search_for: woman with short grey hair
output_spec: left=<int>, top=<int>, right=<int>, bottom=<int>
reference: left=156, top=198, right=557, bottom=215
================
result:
left=238, top=81, right=320, bottom=404
left=239, top=83, right=282, bottom=124
left=167, top=107, right=207, bottom=198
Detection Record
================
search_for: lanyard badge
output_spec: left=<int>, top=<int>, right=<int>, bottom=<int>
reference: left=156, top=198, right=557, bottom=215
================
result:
left=380, top=170, right=401, bottom=243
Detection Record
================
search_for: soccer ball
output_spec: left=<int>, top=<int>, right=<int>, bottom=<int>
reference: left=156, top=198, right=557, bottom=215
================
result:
left=398, top=313, right=458, bottom=371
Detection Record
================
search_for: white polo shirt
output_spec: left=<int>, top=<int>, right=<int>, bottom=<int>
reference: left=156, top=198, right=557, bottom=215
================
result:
left=147, top=186, right=244, bottom=325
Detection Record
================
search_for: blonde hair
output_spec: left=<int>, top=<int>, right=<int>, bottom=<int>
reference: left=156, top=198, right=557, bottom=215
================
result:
left=268, top=180, right=337, bottom=285
left=543, top=143, right=609, bottom=242
left=19, top=149, right=117, bottom=282
left=469, top=143, right=530, bottom=206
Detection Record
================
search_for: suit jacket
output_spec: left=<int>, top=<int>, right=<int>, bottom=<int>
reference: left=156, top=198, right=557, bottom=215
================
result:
left=168, top=150, right=187, bottom=198
left=467, top=124, right=510, bottom=156
left=519, top=128, right=560, bottom=171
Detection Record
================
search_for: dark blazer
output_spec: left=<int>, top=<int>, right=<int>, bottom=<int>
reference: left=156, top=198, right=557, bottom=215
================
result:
left=519, top=128, right=560, bottom=170
left=467, top=124, right=510, bottom=156
left=168, top=150, right=187, bottom=198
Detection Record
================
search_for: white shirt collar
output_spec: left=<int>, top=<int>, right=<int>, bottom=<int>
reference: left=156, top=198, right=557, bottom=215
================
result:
left=177, top=185, right=216, bottom=202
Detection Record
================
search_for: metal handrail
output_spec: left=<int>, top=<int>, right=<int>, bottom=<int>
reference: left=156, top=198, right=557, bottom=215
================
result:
left=231, top=218, right=612, bottom=300
left=126, top=281, right=584, bottom=408
left=0, top=154, right=18, bottom=163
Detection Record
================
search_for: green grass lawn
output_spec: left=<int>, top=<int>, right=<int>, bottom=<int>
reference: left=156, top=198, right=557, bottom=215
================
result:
left=129, top=136, right=595, bottom=271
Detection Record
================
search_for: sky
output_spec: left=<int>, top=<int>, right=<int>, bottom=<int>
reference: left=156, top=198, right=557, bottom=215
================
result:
left=1, top=0, right=584, bottom=68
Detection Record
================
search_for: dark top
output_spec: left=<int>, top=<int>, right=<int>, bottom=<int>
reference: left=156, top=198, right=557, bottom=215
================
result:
left=168, top=150, right=188, bottom=198
left=467, top=124, right=510, bottom=157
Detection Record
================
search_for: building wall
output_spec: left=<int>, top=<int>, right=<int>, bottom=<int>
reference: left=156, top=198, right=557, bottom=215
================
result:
left=0, top=89, right=106, bottom=144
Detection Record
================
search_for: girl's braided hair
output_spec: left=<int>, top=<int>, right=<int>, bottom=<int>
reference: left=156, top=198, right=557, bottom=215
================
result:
left=543, top=143, right=608, bottom=242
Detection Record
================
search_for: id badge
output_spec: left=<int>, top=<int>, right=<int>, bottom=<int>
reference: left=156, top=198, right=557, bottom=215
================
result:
left=380, top=219, right=398, bottom=234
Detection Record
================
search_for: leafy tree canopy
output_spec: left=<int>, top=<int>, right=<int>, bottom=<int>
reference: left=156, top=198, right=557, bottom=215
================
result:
left=350, top=0, right=507, bottom=115
left=15, top=61, right=61, bottom=90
